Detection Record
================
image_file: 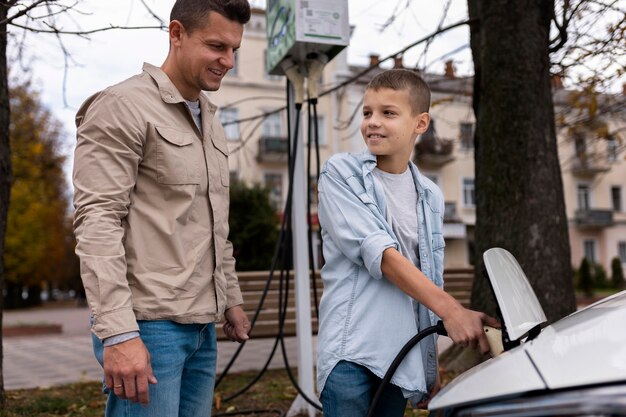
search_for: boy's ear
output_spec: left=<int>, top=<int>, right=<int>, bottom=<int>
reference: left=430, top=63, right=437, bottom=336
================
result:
left=414, top=112, right=431, bottom=135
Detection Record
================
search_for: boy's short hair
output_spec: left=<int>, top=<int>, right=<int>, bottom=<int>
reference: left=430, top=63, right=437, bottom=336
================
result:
left=366, top=69, right=431, bottom=115
left=171, top=0, right=251, bottom=34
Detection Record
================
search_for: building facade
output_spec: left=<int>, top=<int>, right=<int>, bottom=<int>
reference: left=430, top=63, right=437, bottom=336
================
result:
left=221, top=9, right=626, bottom=278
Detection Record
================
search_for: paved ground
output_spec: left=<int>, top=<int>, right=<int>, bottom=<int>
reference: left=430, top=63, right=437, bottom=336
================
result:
left=3, top=306, right=311, bottom=390
left=3, top=305, right=451, bottom=391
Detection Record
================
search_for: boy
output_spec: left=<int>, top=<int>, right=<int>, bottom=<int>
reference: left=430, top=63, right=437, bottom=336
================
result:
left=316, top=69, right=498, bottom=416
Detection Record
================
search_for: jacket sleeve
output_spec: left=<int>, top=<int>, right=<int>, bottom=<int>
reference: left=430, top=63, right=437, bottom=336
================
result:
left=318, top=160, right=398, bottom=280
left=72, top=90, right=144, bottom=340
left=223, top=238, right=244, bottom=309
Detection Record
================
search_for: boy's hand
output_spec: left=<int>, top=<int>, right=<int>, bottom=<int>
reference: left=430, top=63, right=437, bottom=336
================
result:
left=442, top=306, right=500, bottom=354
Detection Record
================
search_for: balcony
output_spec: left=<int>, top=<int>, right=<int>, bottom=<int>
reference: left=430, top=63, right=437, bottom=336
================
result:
left=443, top=202, right=466, bottom=239
left=413, top=133, right=455, bottom=168
left=575, top=209, right=614, bottom=228
left=444, top=202, right=461, bottom=223
left=257, top=136, right=289, bottom=163
left=571, top=156, right=610, bottom=177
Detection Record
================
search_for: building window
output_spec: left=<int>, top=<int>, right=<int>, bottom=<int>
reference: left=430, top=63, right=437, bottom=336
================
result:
left=574, top=133, right=586, bottom=159
left=584, top=239, right=596, bottom=263
left=462, top=177, right=475, bottom=208
left=264, top=172, right=283, bottom=211
left=262, top=111, right=284, bottom=138
left=229, top=52, right=238, bottom=76
left=577, top=184, right=590, bottom=210
left=612, top=186, right=622, bottom=212
left=619, top=242, right=626, bottom=264
left=460, top=122, right=474, bottom=150
left=607, top=138, right=618, bottom=163
left=219, top=108, right=240, bottom=140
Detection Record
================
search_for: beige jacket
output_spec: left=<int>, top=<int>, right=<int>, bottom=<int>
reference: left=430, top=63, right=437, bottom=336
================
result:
left=73, top=63, right=243, bottom=340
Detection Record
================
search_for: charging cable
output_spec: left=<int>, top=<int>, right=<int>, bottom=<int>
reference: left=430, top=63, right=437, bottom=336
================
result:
left=280, top=58, right=305, bottom=107
left=366, top=320, right=448, bottom=417
left=305, top=52, right=328, bottom=103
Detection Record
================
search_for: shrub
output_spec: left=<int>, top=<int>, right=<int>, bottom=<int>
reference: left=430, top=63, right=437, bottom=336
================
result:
left=611, top=257, right=625, bottom=290
left=577, top=257, right=594, bottom=296
left=593, top=262, right=608, bottom=289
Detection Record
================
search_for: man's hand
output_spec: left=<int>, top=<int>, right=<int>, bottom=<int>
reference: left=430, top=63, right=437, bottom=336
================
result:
left=103, top=337, right=157, bottom=404
left=441, top=304, right=500, bottom=354
left=223, top=305, right=250, bottom=342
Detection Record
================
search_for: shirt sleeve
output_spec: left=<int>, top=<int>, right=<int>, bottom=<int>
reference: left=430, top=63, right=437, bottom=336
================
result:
left=318, top=160, right=398, bottom=280
left=73, top=90, right=144, bottom=340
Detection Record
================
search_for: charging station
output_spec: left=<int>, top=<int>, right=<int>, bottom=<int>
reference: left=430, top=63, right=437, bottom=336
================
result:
left=265, top=1, right=349, bottom=416
left=266, top=0, right=349, bottom=76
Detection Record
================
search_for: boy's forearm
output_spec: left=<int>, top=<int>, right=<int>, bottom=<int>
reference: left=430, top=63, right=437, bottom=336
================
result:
left=380, top=247, right=463, bottom=320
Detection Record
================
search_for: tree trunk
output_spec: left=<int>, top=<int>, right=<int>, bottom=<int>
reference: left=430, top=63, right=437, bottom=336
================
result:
left=0, top=3, right=11, bottom=405
left=3, top=282, right=23, bottom=310
left=468, top=0, right=576, bottom=323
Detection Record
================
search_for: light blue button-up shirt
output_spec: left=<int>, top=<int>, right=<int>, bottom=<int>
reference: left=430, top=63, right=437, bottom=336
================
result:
left=316, top=150, right=445, bottom=404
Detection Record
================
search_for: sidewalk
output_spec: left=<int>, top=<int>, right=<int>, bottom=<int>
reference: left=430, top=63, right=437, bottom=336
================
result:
left=3, top=305, right=451, bottom=391
left=2, top=306, right=309, bottom=390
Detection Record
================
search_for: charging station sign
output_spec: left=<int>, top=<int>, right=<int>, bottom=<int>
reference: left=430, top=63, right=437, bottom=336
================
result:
left=266, top=0, right=349, bottom=75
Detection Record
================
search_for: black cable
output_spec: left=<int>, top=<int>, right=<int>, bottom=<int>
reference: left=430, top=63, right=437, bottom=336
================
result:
left=366, top=321, right=448, bottom=417
left=219, top=81, right=323, bottom=411
left=306, top=99, right=320, bottom=320
left=311, top=99, right=321, bottom=319
left=275, top=100, right=323, bottom=411
left=215, top=80, right=299, bottom=394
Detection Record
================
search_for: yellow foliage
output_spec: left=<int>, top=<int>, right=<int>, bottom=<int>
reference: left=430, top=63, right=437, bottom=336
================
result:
left=4, top=80, right=73, bottom=287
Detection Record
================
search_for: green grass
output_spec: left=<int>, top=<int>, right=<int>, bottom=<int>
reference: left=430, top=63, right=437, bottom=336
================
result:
left=2, top=368, right=434, bottom=416
left=2, top=382, right=106, bottom=417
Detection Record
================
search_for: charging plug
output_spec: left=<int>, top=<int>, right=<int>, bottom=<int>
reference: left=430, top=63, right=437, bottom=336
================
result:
left=280, top=58, right=305, bottom=107
left=484, top=326, right=504, bottom=357
left=305, top=53, right=328, bottom=102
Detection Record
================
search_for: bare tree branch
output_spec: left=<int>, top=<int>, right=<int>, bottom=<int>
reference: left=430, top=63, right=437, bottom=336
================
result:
left=10, top=21, right=166, bottom=34
left=221, top=18, right=477, bottom=129
left=1, top=0, right=47, bottom=25
left=139, top=0, right=166, bottom=27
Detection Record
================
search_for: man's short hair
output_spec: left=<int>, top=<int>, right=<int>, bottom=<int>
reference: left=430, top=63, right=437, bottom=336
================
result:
left=171, top=0, right=251, bottom=33
left=367, top=69, right=431, bottom=115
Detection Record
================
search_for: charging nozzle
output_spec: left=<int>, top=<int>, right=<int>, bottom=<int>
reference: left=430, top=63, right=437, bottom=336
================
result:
left=306, top=53, right=328, bottom=102
left=280, top=58, right=306, bottom=108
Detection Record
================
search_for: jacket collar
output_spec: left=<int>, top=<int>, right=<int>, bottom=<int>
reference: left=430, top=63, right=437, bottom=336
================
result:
left=142, top=62, right=217, bottom=114
left=358, top=149, right=427, bottom=198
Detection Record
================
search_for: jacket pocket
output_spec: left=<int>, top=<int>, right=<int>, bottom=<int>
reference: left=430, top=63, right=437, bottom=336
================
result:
left=155, top=126, right=202, bottom=185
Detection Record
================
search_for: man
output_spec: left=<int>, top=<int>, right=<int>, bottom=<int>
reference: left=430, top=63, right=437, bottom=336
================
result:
left=72, top=1, right=251, bottom=416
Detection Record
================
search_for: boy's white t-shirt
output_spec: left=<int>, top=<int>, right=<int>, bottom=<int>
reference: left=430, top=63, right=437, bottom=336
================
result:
left=372, top=166, right=420, bottom=268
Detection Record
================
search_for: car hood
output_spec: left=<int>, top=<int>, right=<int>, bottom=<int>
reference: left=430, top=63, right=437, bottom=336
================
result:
left=430, top=290, right=626, bottom=411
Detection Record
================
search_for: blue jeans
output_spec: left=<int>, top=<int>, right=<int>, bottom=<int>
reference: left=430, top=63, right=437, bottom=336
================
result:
left=320, top=360, right=407, bottom=417
left=92, top=320, right=217, bottom=417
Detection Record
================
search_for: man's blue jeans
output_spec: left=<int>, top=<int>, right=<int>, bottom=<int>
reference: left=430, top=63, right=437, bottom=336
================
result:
left=92, top=320, right=217, bottom=417
left=320, top=360, right=407, bottom=417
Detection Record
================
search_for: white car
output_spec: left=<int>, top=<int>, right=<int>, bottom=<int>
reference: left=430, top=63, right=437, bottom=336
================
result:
left=429, top=248, right=626, bottom=417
